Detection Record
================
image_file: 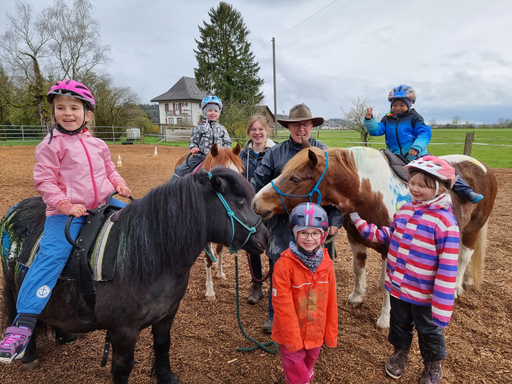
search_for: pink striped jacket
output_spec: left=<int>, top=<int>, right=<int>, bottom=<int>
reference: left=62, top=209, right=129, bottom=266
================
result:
left=352, top=193, right=460, bottom=328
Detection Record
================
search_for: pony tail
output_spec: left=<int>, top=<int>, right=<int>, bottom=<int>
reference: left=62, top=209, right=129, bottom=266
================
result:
left=470, top=220, right=488, bottom=290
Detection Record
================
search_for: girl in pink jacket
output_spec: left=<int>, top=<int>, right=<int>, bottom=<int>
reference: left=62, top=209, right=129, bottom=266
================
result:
left=0, top=80, right=131, bottom=363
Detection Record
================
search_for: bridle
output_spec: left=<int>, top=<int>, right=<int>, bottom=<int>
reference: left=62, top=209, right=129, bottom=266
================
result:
left=270, top=150, right=329, bottom=215
left=204, top=172, right=262, bottom=261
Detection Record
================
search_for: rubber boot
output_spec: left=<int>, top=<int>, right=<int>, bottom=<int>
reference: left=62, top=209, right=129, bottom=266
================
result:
left=452, top=175, right=483, bottom=204
left=247, top=283, right=263, bottom=305
left=385, top=346, right=410, bottom=379
left=419, top=360, right=443, bottom=384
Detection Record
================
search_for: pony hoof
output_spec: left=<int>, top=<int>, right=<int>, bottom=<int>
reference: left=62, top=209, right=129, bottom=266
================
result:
left=22, top=359, right=39, bottom=371
left=216, top=274, right=226, bottom=279
left=205, top=295, right=216, bottom=301
left=376, top=316, right=390, bottom=330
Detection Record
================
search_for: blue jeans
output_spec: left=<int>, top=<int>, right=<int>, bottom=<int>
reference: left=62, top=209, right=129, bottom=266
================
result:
left=16, top=198, right=126, bottom=316
left=388, top=296, right=446, bottom=361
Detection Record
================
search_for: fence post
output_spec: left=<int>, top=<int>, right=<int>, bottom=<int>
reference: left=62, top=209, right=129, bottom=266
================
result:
left=22, top=126, right=25, bottom=141
left=112, top=126, right=115, bottom=143
left=464, top=132, right=474, bottom=156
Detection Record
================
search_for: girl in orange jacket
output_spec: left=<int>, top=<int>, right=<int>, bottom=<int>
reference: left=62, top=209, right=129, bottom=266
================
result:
left=272, top=203, right=338, bottom=384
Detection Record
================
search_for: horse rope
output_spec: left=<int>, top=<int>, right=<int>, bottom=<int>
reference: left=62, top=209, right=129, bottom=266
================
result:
left=233, top=250, right=278, bottom=355
left=270, top=150, right=329, bottom=215
left=246, top=252, right=271, bottom=283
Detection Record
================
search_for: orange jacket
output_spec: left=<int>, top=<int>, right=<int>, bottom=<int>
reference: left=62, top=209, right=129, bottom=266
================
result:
left=271, top=248, right=338, bottom=352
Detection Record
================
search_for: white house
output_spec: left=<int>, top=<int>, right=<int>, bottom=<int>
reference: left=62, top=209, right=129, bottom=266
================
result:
left=151, top=76, right=207, bottom=129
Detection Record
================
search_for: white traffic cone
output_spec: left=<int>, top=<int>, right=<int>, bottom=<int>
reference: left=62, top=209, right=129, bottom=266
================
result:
left=154, top=147, right=158, bottom=156
left=117, top=154, right=123, bottom=167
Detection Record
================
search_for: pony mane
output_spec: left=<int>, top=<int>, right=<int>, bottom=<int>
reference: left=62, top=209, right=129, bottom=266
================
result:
left=113, top=175, right=208, bottom=284
left=204, top=147, right=244, bottom=173
left=282, top=147, right=326, bottom=174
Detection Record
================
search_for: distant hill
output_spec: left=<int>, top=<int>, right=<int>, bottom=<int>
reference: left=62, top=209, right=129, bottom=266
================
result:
left=140, top=104, right=159, bottom=124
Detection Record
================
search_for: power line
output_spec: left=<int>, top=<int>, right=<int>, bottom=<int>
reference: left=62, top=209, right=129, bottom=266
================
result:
left=275, top=0, right=338, bottom=39
left=254, top=0, right=338, bottom=54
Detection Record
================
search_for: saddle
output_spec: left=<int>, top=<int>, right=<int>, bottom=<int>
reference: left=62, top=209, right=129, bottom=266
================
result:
left=19, top=201, right=124, bottom=317
left=379, top=149, right=409, bottom=183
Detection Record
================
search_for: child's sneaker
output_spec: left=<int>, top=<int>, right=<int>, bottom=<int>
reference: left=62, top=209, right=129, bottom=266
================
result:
left=385, top=347, right=409, bottom=379
left=0, top=326, right=32, bottom=363
left=419, top=360, right=443, bottom=384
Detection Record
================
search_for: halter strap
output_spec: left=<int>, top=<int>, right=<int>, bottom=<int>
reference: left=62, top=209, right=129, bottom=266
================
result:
left=206, top=172, right=260, bottom=255
left=270, top=150, right=329, bottom=215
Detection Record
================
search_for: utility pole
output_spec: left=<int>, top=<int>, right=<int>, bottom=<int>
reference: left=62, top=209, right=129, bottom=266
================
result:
left=272, top=37, right=278, bottom=141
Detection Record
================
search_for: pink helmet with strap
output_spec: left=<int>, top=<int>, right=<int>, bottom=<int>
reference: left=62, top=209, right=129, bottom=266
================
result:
left=47, top=79, right=95, bottom=111
left=404, top=155, right=456, bottom=188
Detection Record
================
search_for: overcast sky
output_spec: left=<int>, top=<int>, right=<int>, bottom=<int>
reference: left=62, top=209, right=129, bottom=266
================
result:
left=2, top=0, right=512, bottom=124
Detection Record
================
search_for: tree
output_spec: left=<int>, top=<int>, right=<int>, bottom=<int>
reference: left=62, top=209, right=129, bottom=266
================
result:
left=90, top=75, right=152, bottom=132
left=452, top=116, right=461, bottom=126
left=218, top=97, right=260, bottom=140
left=0, top=2, right=51, bottom=126
left=194, top=2, right=264, bottom=104
left=340, top=97, right=373, bottom=146
left=0, top=0, right=111, bottom=127
left=42, top=0, right=111, bottom=80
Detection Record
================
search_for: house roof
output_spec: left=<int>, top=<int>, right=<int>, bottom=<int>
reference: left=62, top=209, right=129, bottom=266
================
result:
left=151, top=76, right=207, bottom=102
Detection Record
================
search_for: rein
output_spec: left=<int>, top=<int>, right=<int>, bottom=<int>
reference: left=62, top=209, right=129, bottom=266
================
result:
left=270, top=150, right=329, bottom=215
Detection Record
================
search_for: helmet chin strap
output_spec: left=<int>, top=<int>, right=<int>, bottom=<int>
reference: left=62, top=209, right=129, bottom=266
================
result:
left=48, top=105, right=88, bottom=144
left=435, top=180, right=439, bottom=196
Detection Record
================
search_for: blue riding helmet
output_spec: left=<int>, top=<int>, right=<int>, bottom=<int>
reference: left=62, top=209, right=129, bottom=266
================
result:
left=201, top=95, right=223, bottom=112
left=388, top=84, right=416, bottom=105
left=289, top=202, right=329, bottom=232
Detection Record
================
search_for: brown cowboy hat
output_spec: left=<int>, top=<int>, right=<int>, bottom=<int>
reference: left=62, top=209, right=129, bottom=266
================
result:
left=277, top=103, right=324, bottom=128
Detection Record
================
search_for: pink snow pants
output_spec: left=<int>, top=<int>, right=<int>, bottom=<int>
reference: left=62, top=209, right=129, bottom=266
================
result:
left=279, top=344, right=322, bottom=384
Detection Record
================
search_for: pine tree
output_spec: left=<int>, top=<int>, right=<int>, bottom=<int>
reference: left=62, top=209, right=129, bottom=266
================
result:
left=194, top=2, right=264, bottom=105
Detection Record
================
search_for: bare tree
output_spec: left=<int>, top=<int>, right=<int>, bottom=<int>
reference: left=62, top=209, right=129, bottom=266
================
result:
left=0, top=2, right=51, bottom=126
left=452, top=115, right=461, bottom=126
left=42, top=0, right=111, bottom=80
left=340, top=97, right=374, bottom=146
left=0, top=0, right=111, bottom=127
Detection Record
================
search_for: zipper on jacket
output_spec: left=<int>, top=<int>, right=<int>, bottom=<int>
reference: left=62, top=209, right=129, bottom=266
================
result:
left=394, top=118, right=403, bottom=155
left=80, top=136, right=98, bottom=208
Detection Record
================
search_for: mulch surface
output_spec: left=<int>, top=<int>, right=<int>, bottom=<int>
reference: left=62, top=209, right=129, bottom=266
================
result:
left=0, top=144, right=511, bottom=383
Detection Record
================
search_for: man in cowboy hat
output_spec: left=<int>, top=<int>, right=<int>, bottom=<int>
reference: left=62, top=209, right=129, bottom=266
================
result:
left=251, top=103, right=343, bottom=334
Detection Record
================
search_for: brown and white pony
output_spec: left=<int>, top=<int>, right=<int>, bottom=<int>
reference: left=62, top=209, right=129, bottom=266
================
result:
left=175, top=143, right=244, bottom=298
left=252, top=146, right=497, bottom=328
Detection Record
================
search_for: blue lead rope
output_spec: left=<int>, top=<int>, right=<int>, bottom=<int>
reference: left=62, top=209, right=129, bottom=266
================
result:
left=271, top=150, right=329, bottom=215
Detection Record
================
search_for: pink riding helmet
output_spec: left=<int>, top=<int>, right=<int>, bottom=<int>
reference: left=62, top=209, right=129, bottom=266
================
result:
left=47, top=80, right=96, bottom=111
left=404, top=155, right=456, bottom=188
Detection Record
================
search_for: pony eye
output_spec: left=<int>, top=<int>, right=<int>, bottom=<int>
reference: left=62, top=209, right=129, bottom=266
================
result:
left=290, top=176, right=300, bottom=184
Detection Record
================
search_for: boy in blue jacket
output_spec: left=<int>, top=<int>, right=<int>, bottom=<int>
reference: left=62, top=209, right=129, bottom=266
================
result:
left=364, top=84, right=482, bottom=204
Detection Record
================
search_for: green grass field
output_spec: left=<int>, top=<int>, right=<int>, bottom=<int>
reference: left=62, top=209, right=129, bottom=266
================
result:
left=2, top=128, right=511, bottom=168
left=273, top=128, right=512, bottom=168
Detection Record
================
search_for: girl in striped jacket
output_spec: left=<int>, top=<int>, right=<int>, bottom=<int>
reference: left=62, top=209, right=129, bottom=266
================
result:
left=349, top=156, right=460, bottom=384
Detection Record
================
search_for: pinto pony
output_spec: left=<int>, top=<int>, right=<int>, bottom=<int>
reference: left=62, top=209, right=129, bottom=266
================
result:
left=1, top=168, right=267, bottom=384
left=253, top=146, right=497, bottom=329
left=174, top=143, right=244, bottom=298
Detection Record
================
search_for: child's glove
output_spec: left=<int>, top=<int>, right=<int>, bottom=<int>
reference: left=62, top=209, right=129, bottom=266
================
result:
left=349, top=212, right=361, bottom=222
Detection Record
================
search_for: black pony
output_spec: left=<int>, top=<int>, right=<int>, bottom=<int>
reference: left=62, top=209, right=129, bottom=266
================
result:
left=1, top=168, right=268, bottom=384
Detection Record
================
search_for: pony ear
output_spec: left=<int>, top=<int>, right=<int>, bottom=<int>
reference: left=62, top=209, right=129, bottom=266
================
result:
left=302, top=136, right=312, bottom=148
left=233, top=142, right=241, bottom=155
left=209, top=174, right=227, bottom=194
left=210, top=144, right=219, bottom=157
left=308, top=149, right=319, bottom=167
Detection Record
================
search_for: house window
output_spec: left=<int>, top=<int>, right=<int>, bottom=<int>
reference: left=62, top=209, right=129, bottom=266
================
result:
left=168, top=118, right=174, bottom=124
left=177, top=117, right=182, bottom=125
left=165, top=103, right=169, bottom=111
left=175, top=103, right=181, bottom=115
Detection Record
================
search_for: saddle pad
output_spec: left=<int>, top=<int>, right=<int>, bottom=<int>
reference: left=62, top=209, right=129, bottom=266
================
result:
left=22, top=213, right=117, bottom=282
left=380, top=149, right=409, bottom=183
